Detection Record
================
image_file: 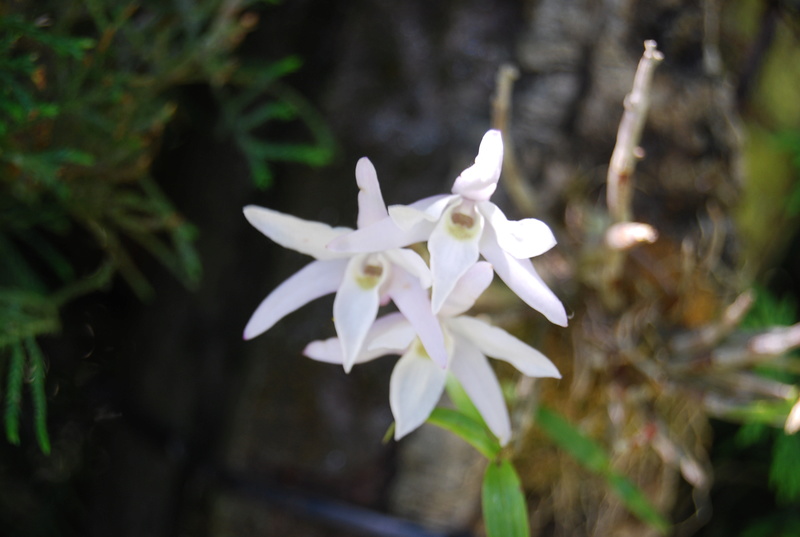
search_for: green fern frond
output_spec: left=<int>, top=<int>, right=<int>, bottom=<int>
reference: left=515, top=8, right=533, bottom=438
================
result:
left=25, top=337, right=50, bottom=455
left=4, top=341, right=26, bottom=446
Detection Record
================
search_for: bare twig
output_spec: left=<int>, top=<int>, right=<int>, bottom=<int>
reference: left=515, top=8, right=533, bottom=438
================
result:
left=492, top=64, right=538, bottom=215
left=606, top=41, right=664, bottom=223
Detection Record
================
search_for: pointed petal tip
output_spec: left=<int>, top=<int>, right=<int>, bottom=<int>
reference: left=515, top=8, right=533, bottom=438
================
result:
left=393, top=422, right=413, bottom=441
left=242, top=324, right=259, bottom=341
left=551, top=306, right=569, bottom=327
left=355, top=156, right=375, bottom=175
left=544, top=364, right=562, bottom=379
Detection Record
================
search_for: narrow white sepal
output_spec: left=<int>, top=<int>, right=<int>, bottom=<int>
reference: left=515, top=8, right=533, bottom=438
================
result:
left=304, top=312, right=412, bottom=365
left=366, top=313, right=416, bottom=352
left=448, top=336, right=512, bottom=445
left=428, top=206, right=483, bottom=313
left=451, top=130, right=504, bottom=201
left=390, top=346, right=447, bottom=440
left=388, top=194, right=456, bottom=230
left=334, top=255, right=386, bottom=373
left=438, top=261, right=494, bottom=318
left=387, top=268, right=449, bottom=369
left=449, top=316, right=561, bottom=379
left=356, top=157, right=389, bottom=229
left=243, top=205, right=350, bottom=261
left=326, top=216, right=430, bottom=253
left=479, top=202, right=557, bottom=259
left=243, top=258, right=348, bottom=340
left=480, top=224, right=568, bottom=326
left=384, top=248, right=432, bottom=289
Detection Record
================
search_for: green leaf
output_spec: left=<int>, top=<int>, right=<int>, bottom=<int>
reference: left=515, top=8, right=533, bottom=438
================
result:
left=445, top=373, right=484, bottom=424
left=536, top=406, right=669, bottom=533
left=25, top=337, right=50, bottom=455
left=606, top=474, right=670, bottom=533
left=427, top=407, right=501, bottom=459
left=4, top=342, right=25, bottom=445
left=482, top=459, right=530, bottom=537
left=770, top=432, right=800, bottom=503
left=535, top=406, right=609, bottom=473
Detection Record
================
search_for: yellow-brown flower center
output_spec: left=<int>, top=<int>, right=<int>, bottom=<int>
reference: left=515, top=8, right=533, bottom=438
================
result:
left=355, top=257, right=386, bottom=290
left=451, top=212, right=475, bottom=228
left=445, top=204, right=481, bottom=241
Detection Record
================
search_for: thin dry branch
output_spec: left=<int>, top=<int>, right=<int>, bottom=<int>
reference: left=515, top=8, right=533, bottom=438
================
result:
left=607, top=41, right=664, bottom=223
left=492, top=63, right=538, bottom=215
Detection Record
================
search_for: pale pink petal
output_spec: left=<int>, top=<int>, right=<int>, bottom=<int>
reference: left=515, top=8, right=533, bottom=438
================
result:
left=384, top=248, right=432, bottom=288
left=304, top=337, right=396, bottom=365
left=449, top=336, right=512, bottom=445
left=365, top=312, right=416, bottom=351
left=390, top=346, right=448, bottom=440
left=451, top=130, right=503, bottom=202
left=303, top=337, right=345, bottom=364
left=355, top=157, right=389, bottom=228
left=334, top=255, right=388, bottom=372
left=478, top=202, right=557, bottom=259
left=326, top=216, right=432, bottom=253
left=388, top=194, right=457, bottom=230
left=243, top=259, right=348, bottom=339
left=438, top=261, right=494, bottom=318
left=429, top=204, right=484, bottom=313
left=244, top=205, right=349, bottom=260
left=448, top=316, right=561, bottom=378
left=480, top=224, right=568, bottom=326
left=304, top=312, right=411, bottom=365
left=387, top=268, right=448, bottom=368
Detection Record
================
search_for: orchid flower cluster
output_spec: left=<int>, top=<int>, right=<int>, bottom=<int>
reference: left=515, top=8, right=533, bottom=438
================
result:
left=243, top=129, right=567, bottom=446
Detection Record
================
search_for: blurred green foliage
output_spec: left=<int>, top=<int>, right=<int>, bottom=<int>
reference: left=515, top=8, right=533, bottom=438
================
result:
left=736, top=289, right=800, bottom=502
left=0, top=1, right=333, bottom=453
left=535, top=406, right=670, bottom=534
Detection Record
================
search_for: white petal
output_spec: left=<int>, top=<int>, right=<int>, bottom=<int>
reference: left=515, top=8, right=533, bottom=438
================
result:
left=243, top=259, right=348, bottom=339
left=479, top=202, right=557, bottom=258
left=448, top=316, right=561, bottom=378
left=438, top=261, right=494, bottom=318
left=356, top=157, right=389, bottom=228
left=448, top=336, right=512, bottom=445
left=390, top=346, right=448, bottom=440
left=304, top=314, right=410, bottom=365
left=244, top=205, right=350, bottom=260
left=303, top=337, right=345, bottom=364
left=384, top=248, right=432, bottom=289
left=334, top=255, right=387, bottom=372
left=387, top=268, right=449, bottom=368
left=480, top=224, right=568, bottom=326
left=388, top=194, right=457, bottom=230
left=429, top=204, right=484, bottom=313
left=326, top=216, right=432, bottom=253
left=451, top=130, right=503, bottom=201
left=366, top=312, right=416, bottom=351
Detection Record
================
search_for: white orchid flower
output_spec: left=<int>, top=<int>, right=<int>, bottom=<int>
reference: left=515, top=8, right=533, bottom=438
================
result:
left=243, top=157, right=447, bottom=372
left=303, top=262, right=561, bottom=445
left=328, top=129, right=567, bottom=326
